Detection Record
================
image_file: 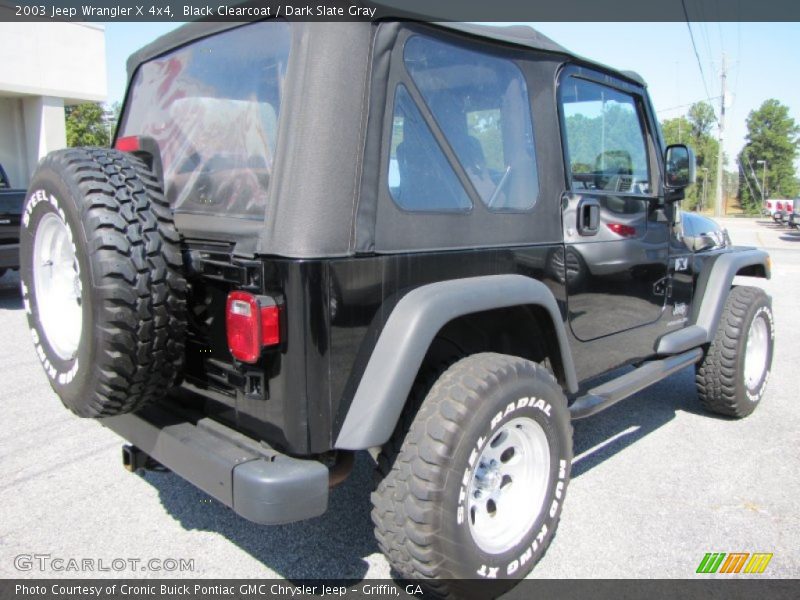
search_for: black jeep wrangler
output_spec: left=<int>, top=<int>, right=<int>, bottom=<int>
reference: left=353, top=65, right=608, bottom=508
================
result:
left=19, top=20, right=773, bottom=594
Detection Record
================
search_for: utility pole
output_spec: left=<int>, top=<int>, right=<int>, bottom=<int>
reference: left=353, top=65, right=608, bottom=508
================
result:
left=701, top=167, right=709, bottom=212
left=714, top=53, right=726, bottom=217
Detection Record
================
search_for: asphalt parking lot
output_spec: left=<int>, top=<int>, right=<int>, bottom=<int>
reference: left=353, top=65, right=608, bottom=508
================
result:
left=1, top=216, right=798, bottom=580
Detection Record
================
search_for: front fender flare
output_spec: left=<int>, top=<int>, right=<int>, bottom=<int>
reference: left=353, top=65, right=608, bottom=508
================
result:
left=334, top=274, right=577, bottom=450
left=693, top=248, right=771, bottom=341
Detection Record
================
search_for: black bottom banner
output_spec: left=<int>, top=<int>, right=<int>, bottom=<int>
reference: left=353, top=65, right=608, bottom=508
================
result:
left=2, top=579, right=799, bottom=600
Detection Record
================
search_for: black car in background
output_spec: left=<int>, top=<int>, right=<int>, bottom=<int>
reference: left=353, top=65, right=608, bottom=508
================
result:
left=0, top=163, right=25, bottom=278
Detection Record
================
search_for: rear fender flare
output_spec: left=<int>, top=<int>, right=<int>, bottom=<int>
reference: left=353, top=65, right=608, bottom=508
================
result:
left=334, top=274, right=577, bottom=450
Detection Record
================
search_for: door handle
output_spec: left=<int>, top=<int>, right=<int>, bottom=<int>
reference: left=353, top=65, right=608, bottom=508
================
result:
left=577, top=198, right=600, bottom=236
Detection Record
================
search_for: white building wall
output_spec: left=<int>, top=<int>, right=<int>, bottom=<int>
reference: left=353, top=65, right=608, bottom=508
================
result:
left=0, top=23, right=106, bottom=102
left=0, top=23, right=106, bottom=187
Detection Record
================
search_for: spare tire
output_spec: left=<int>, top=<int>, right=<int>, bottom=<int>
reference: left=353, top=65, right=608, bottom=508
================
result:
left=20, top=147, right=186, bottom=417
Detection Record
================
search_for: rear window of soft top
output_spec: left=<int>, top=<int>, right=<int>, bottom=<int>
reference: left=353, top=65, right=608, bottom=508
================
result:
left=119, top=21, right=291, bottom=220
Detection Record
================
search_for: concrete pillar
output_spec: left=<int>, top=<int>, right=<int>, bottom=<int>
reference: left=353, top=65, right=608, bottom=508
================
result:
left=22, top=95, right=66, bottom=181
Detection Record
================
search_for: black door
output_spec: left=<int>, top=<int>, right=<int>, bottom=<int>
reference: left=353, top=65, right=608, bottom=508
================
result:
left=556, top=68, right=669, bottom=341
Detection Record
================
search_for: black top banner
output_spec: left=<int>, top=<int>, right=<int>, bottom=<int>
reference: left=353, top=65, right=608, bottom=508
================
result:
left=1, top=0, right=800, bottom=22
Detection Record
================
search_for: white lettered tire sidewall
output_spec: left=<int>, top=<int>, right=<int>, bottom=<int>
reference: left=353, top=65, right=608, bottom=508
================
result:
left=741, top=303, right=774, bottom=404
left=696, top=285, right=774, bottom=418
left=20, top=179, right=96, bottom=408
left=441, top=371, right=571, bottom=581
left=21, top=148, right=186, bottom=418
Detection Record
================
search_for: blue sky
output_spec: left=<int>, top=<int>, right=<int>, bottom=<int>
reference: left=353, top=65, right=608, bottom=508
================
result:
left=104, top=21, right=800, bottom=170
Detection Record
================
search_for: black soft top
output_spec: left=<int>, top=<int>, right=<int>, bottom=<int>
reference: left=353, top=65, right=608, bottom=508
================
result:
left=121, top=19, right=647, bottom=258
left=126, top=20, right=644, bottom=87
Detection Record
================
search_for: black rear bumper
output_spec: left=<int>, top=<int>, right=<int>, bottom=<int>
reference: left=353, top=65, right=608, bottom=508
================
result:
left=103, top=404, right=329, bottom=525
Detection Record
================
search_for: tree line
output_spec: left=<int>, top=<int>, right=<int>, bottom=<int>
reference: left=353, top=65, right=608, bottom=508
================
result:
left=661, top=99, right=799, bottom=212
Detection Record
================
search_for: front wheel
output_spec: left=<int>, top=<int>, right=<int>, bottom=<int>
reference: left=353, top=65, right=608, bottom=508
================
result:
left=372, top=353, right=572, bottom=596
left=695, top=286, right=774, bottom=417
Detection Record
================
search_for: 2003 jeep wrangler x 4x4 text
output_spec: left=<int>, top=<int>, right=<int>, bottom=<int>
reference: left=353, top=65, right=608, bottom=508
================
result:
left=20, top=20, right=773, bottom=595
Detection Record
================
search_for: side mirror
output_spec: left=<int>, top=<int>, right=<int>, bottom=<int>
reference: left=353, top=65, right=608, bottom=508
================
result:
left=664, top=144, right=696, bottom=191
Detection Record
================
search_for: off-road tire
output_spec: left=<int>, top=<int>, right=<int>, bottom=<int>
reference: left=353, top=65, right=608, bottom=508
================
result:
left=695, top=286, right=774, bottom=418
left=372, top=353, right=572, bottom=598
left=20, top=147, right=186, bottom=417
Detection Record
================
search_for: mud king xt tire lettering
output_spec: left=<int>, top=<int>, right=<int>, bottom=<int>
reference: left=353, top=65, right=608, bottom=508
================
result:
left=372, top=353, right=572, bottom=595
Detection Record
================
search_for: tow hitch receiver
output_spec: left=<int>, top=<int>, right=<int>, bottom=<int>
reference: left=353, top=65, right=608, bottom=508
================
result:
left=121, top=444, right=165, bottom=472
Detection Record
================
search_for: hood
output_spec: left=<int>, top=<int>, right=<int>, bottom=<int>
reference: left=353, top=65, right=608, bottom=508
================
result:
left=680, top=212, right=731, bottom=252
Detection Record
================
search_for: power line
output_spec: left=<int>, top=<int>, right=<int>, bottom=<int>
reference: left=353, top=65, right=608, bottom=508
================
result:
left=733, top=13, right=742, bottom=105
left=682, top=0, right=713, bottom=103
left=698, top=19, right=714, bottom=85
left=738, top=162, right=758, bottom=203
left=657, top=97, right=722, bottom=114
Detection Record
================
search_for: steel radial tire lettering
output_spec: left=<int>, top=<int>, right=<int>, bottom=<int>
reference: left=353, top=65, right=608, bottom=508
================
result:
left=371, top=353, right=572, bottom=596
left=19, top=147, right=186, bottom=417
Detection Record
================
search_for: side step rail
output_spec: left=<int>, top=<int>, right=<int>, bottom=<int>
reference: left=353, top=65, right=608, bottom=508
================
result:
left=569, top=348, right=703, bottom=420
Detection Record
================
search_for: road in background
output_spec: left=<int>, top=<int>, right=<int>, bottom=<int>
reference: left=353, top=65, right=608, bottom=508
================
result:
left=0, top=217, right=797, bottom=580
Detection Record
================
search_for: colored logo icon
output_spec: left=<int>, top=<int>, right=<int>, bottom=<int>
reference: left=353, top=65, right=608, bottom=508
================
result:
left=696, top=552, right=773, bottom=574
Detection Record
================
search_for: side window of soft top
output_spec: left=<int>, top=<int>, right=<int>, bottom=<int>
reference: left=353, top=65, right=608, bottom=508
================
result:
left=387, top=33, right=540, bottom=213
left=388, top=85, right=472, bottom=213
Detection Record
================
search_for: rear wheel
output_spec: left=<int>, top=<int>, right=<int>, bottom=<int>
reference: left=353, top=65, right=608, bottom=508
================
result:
left=695, top=286, right=774, bottom=417
left=372, top=353, right=572, bottom=596
left=20, top=147, right=186, bottom=417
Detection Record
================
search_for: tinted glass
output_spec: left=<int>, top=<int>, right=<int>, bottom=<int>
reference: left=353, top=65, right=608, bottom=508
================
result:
left=560, top=77, right=651, bottom=196
left=403, top=35, right=539, bottom=211
left=388, top=85, right=472, bottom=213
left=120, top=21, right=291, bottom=220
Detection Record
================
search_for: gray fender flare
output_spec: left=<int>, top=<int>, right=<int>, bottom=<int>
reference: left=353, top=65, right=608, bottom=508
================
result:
left=694, top=249, right=771, bottom=339
left=657, top=248, right=771, bottom=355
left=334, top=274, right=578, bottom=450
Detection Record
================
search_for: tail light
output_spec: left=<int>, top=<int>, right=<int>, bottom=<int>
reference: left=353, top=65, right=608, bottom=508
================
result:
left=114, top=136, right=141, bottom=152
left=226, top=291, right=281, bottom=363
left=606, top=222, right=637, bottom=238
